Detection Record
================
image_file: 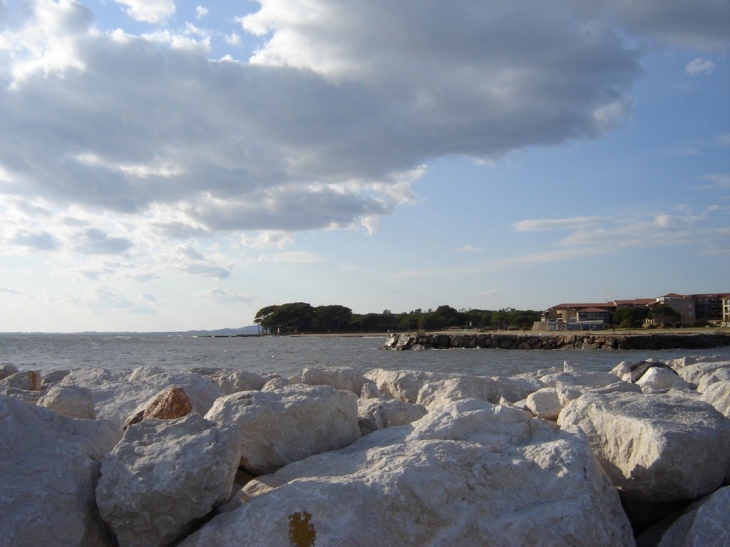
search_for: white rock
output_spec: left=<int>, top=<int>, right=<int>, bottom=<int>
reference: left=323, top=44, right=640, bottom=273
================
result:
left=38, top=385, right=95, bottom=419
left=696, top=367, right=730, bottom=393
left=651, top=485, right=730, bottom=547
left=301, top=366, right=366, bottom=394
left=525, top=387, right=562, bottom=420
left=364, top=368, right=446, bottom=402
left=702, top=380, right=730, bottom=418
left=1, top=370, right=42, bottom=391
left=0, top=363, right=19, bottom=379
left=59, top=367, right=223, bottom=430
left=96, top=413, right=241, bottom=547
left=261, top=376, right=290, bottom=391
left=674, top=360, right=730, bottom=385
left=211, top=370, right=267, bottom=394
left=182, top=399, right=634, bottom=547
left=610, top=361, right=633, bottom=382
left=0, top=394, right=119, bottom=547
left=666, top=355, right=724, bottom=371
left=357, top=398, right=427, bottom=435
left=636, top=367, right=692, bottom=392
left=205, top=384, right=361, bottom=474
left=416, top=375, right=531, bottom=411
left=558, top=392, right=730, bottom=502
left=41, top=369, right=71, bottom=389
left=540, top=370, right=621, bottom=389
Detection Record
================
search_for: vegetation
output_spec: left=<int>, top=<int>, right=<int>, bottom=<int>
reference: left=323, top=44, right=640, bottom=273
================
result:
left=254, top=303, right=541, bottom=334
left=611, top=307, right=650, bottom=329
left=647, top=304, right=682, bottom=327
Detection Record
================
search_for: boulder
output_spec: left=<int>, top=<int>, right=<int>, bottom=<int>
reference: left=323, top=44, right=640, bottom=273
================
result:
left=357, top=398, right=427, bottom=435
left=0, top=363, right=19, bottom=380
left=210, top=370, right=267, bottom=394
left=673, top=360, right=730, bottom=385
left=182, top=399, right=635, bottom=547
left=301, top=366, right=366, bottom=394
left=1, top=370, right=42, bottom=391
left=0, top=385, right=44, bottom=404
left=363, top=368, right=447, bottom=402
left=59, top=367, right=223, bottom=431
left=540, top=370, right=621, bottom=389
left=96, top=414, right=241, bottom=547
left=261, top=377, right=291, bottom=391
left=359, top=381, right=381, bottom=399
left=525, top=387, right=562, bottom=420
left=696, top=367, right=730, bottom=393
left=38, top=385, right=95, bottom=419
left=41, top=369, right=71, bottom=389
left=0, top=394, right=119, bottom=547
left=636, top=367, right=692, bottom=392
left=558, top=392, right=730, bottom=502
left=205, top=384, right=361, bottom=475
left=123, top=385, right=193, bottom=428
left=416, top=375, right=531, bottom=410
left=701, top=380, right=730, bottom=418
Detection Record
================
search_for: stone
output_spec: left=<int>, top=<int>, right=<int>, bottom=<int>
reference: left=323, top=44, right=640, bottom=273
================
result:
left=1, top=370, right=42, bottom=391
left=673, top=360, right=730, bottom=385
left=525, top=387, right=562, bottom=420
left=0, top=385, right=44, bottom=404
left=416, top=375, right=531, bottom=410
left=210, top=370, right=267, bottom=394
left=261, top=376, right=291, bottom=391
left=0, top=363, right=19, bottom=379
left=38, top=385, right=95, bottom=419
left=95, top=414, right=241, bottom=547
left=701, top=380, right=730, bottom=418
left=41, top=369, right=71, bottom=389
left=205, top=384, right=361, bottom=475
left=123, top=385, right=193, bottom=428
left=359, top=381, right=381, bottom=399
left=357, top=398, right=427, bottom=435
left=696, top=367, right=730, bottom=393
left=363, top=368, right=447, bottom=402
left=301, top=366, right=367, bottom=394
left=641, top=486, right=730, bottom=547
left=59, top=367, right=223, bottom=431
left=540, top=370, right=621, bottom=389
left=636, top=367, right=692, bottom=392
left=182, top=399, right=634, bottom=547
left=558, top=392, right=730, bottom=502
left=0, top=394, right=119, bottom=547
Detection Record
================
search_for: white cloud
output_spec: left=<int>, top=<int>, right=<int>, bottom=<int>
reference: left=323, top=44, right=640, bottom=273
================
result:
left=73, top=285, right=157, bottom=314
left=197, top=287, right=254, bottom=305
left=195, top=5, right=209, bottom=20
left=686, top=58, right=716, bottom=76
left=224, top=32, right=241, bottom=45
left=512, top=217, right=605, bottom=232
left=257, top=251, right=322, bottom=263
left=0, top=286, right=21, bottom=295
left=699, top=175, right=730, bottom=188
left=452, top=245, right=485, bottom=252
left=718, top=134, right=730, bottom=146
left=114, top=0, right=175, bottom=24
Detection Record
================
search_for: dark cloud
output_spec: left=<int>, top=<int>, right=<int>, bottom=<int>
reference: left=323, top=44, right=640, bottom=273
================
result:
left=75, top=228, right=133, bottom=255
left=12, top=231, right=59, bottom=251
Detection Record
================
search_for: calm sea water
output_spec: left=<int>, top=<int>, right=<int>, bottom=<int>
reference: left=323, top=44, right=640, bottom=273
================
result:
left=2, top=333, right=730, bottom=378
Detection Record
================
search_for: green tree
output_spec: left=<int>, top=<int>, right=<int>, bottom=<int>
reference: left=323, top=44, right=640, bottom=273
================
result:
left=648, top=304, right=682, bottom=327
left=311, top=305, right=353, bottom=333
left=612, top=307, right=650, bottom=328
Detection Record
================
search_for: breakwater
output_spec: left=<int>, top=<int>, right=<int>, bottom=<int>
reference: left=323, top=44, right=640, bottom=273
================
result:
left=382, top=331, right=730, bottom=351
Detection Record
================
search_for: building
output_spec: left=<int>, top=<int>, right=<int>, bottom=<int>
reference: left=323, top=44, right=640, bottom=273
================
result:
left=654, top=293, right=696, bottom=324
left=690, top=294, right=724, bottom=323
left=722, top=295, right=730, bottom=328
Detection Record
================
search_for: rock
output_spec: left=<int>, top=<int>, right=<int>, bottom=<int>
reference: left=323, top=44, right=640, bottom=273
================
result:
left=673, top=360, right=730, bottom=385
left=363, top=368, right=447, bottom=402
left=0, top=385, right=44, bottom=404
left=41, top=369, right=71, bottom=389
left=416, top=375, right=531, bottom=411
left=525, top=387, right=562, bottom=420
left=182, top=399, right=634, bottom=547
left=638, top=486, right=730, bottom=547
left=357, top=398, right=427, bottom=436
left=696, top=367, right=730, bottom=393
left=636, top=367, right=692, bottom=392
left=261, top=377, right=291, bottom=391
left=0, top=363, right=19, bottom=379
left=1, top=370, right=42, bottom=391
left=666, top=355, right=724, bottom=370
left=288, top=375, right=302, bottom=384
left=558, top=392, right=730, bottom=502
left=0, top=394, right=119, bottom=547
left=96, top=413, right=241, bottom=547
left=38, top=385, right=95, bottom=419
left=301, top=366, right=366, bottom=394
left=628, top=361, right=677, bottom=384
left=540, top=370, right=621, bottom=389
left=702, top=381, right=730, bottom=418
left=59, top=367, right=223, bottom=431
left=359, top=381, right=381, bottom=399
left=205, top=384, right=361, bottom=475
left=123, top=385, right=193, bottom=429
left=210, top=370, right=267, bottom=394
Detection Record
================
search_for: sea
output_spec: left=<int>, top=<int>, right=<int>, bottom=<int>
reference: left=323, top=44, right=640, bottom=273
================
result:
left=2, top=333, right=730, bottom=379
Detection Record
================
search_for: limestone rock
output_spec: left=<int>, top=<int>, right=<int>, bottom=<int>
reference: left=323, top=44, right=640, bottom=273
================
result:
left=0, top=394, right=119, bottom=547
left=0, top=363, right=19, bottom=379
left=637, top=367, right=692, bottom=392
left=1, top=370, right=42, bottom=391
left=205, top=384, right=361, bottom=475
left=182, top=399, right=634, bottom=547
left=359, top=381, right=381, bottom=399
left=261, top=377, right=291, bottom=391
left=96, top=413, right=241, bottom=547
left=673, top=360, right=730, bottom=385
left=38, top=385, right=95, bottom=419
left=540, top=370, right=621, bottom=389
left=702, top=380, right=730, bottom=418
left=301, top=366, right=366, bottom=394
left=696, top=367, right=730, bottom=393
left=525, top=387, right=562, bottom=420
left=416, top=375, right=531, bottom=410
left=357, top=398, right=427, bottom=435
left=123, top=385, right=193, bottom=428
left=558, top=392, right=730, bottom=502
left=210, top=370, right=267, bottom=394
left=0, top=385, right=44, bottom=404
left=363, top=368, right=447, bottom=402
left=41, top=369, right=71, bottom=389
left=59, top=367, right=223, bottom=430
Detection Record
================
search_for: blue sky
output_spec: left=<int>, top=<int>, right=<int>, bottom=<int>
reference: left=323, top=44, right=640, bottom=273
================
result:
left=0, top=0, right=728, bottom=332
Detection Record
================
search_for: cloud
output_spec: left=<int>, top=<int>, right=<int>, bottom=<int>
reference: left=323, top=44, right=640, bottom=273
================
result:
left=452, top=245, right=485, bottom=252
left=74, top=285, right=157, bottom=314
left=114, top=0, right=175, bottom=23
left=512, top=217, right=605, bottom=232
left=257, top=251, right=323, bottom=263
left=699, top=175, right=730, bottom=189
left=197, top=287, right=254, bottom=305
left=76, top=229, right=133, bottom=255
left=686, top=58, right=716, bottom=76
left=0, top=286, right=21, bottom=295
left=195, top=6, right=209, bottom=19
left=12, top=231, right=59, bottom=251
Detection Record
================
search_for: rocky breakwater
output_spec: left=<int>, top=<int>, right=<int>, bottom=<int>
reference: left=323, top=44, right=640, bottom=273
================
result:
left=1, top=357, right=730, bottom=546
left=382, top=331, right=730, bottom=351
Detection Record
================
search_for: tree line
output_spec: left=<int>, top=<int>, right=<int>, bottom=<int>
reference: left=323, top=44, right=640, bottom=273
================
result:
left=253, top=303, right=542, bottom=334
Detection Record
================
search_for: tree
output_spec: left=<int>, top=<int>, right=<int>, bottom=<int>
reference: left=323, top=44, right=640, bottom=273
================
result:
left=648, top=304, right=682, bottom=327
left=312, top=305, right=352, bottom=333
left=612, top=307, right=650, bottom=328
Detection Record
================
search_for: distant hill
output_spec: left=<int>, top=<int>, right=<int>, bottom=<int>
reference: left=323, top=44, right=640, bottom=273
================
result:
left=182, top=325, right=260, bottom=336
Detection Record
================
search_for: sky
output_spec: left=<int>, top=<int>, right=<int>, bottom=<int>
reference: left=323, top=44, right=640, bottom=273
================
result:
left=0, top=0, right=728, bottom=332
